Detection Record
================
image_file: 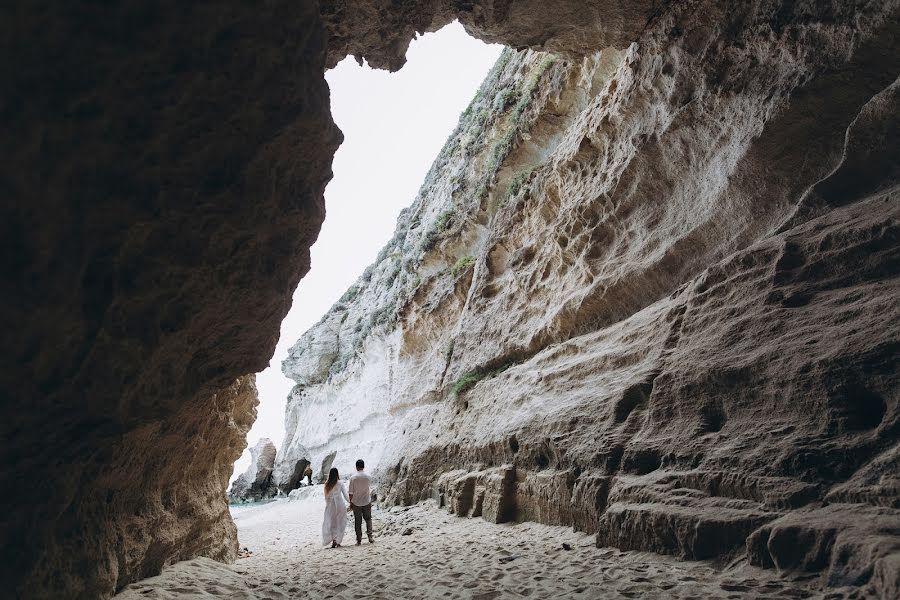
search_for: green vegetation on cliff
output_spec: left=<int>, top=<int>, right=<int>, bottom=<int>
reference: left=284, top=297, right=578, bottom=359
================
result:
left=452, top=362, right=514, bottom=398
left=294, top=48, right=563, bottom=383
left=450, top=255, right=476, bottom=277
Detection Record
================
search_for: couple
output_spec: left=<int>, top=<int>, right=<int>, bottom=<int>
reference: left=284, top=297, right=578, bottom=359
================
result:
left=322, top=459, right=374, bottom=548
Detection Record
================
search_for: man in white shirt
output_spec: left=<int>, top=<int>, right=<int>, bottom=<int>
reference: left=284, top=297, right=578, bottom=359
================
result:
left=348, top=459, right=374, bottom=545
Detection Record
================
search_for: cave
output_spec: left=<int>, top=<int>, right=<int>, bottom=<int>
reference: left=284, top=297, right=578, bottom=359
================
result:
left=2, top=1, right=898, bottom=598
left=282, top=459, right=312, bottom=493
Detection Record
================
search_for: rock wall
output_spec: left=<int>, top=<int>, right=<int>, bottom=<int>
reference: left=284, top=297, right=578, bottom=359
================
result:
left=320, top=0, right=656, bottom=70
left=1, top=1, right=338, bottom=597
left=281, top=1, right=900, bottom=596
left=2, top=372, right=258, bottom=599
left=3, top=0, right=898, bottom=597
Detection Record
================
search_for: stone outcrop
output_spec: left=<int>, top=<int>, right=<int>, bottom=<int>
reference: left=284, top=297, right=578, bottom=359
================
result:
left=280, top=1, right=900, bottom=597
left=320, top=0, right=657, bottom=70
left=1, top=1, right=337, bottom=596
left=229, top=438, right=278, bottom=503
left=3, top=0, right=899, bottom=598
left=2, top=372, right=258, bottom=599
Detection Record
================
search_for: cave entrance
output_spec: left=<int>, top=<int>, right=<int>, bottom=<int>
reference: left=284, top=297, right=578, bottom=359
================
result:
left=284, top=459, right=311, bottom=492
left=229, top=22, right=503, bottom=495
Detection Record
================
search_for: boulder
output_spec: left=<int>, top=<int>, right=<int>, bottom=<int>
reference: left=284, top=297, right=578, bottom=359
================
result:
left=229, top=438, right=278, bottom=503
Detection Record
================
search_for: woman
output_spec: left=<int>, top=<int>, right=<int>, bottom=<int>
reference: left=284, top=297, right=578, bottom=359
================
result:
left=321, top=467, right=349, bottom=548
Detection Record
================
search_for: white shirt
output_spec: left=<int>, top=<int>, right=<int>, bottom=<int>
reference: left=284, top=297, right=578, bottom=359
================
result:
left=348, top=471, right=372, bottom=506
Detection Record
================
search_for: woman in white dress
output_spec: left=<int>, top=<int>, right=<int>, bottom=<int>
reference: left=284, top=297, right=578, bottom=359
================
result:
left=322, top=467, right=349, bottom=548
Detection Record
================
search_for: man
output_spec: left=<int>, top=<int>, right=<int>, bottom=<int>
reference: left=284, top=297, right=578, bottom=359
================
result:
left=348, top=459, right=374, bottom=545
left=304, top=464, right=313, bottom=486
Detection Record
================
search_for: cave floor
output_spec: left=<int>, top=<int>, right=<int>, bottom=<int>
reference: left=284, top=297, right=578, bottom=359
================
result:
left=117, top=490, right=837, bottom=599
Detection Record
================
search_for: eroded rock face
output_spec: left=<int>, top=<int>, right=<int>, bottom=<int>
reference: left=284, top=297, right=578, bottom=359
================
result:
left=282, top=1, right=900, bottom=596
left=229, top=438, right=279, bottom=503
left=3, top=374, right=258, bottom=598
left=320, top=0, right=656, bottom=70
left=1, top=1, right=338, bottom=597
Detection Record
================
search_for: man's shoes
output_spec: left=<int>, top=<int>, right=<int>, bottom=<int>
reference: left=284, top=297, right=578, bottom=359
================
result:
left=356, top=540, right=361, bottom=545
left=368, top=536, right=375, bottom=543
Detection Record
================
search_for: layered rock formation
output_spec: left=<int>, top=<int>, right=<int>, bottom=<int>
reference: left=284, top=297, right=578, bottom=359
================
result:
left=3, top=0, right=899, bottom=598
left=2, top=371, right=258, bottom=598
left=281, top=1, right=900, bottom=596
left=1, top=1, right=337, bottom=596
left=229, top=438, right=279, bottom=503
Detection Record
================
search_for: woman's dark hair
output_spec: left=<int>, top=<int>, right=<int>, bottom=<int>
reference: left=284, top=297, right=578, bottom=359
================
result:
left=324, top=467, right=339, bottom=493
left=356, top=459, right=365, bottom=470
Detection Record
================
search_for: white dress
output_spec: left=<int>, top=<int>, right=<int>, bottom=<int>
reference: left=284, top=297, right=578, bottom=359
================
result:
left=322, top=481, right=349, bottom=546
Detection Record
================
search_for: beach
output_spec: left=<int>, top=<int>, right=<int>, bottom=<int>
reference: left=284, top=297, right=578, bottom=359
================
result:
left=116, top=488, right=829, bottom=599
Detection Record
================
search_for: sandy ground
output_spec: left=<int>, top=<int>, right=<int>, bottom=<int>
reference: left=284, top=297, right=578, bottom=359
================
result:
left=116, top=486, right=832, bottom=599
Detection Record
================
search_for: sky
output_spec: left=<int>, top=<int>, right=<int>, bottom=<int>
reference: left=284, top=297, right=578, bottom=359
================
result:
left=231, top=23, right=503, bottom=481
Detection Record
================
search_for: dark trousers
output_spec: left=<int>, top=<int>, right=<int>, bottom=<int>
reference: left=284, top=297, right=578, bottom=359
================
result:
left=352, top=503, right=373, bottom=541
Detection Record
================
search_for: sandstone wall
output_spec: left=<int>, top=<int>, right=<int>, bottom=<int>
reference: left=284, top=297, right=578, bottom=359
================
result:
left=1, top=1, right=338, bottom=596
left=281, top=1, right=900, bottom=596
left=3, top=1, right=656, bottom=595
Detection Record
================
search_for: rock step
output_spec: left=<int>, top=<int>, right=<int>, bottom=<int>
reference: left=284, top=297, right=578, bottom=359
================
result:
left=596, top=501, right=778, bottom=561
left=747, top=503, right=900, bottom=596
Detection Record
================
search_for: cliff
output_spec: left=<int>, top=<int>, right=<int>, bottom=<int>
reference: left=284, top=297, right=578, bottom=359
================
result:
left=279, top=47, right=576, bottom=480
left=281, top=3, right=900, bottom=595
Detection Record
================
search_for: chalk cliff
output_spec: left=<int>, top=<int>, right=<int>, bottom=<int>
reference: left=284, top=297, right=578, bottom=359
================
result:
left=281, top=2, right=900, bottom=596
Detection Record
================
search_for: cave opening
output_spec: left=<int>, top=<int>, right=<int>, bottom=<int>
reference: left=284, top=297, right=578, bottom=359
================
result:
left=284, top=458, right=311, bottom=491
left=227, top=22, right=503, bottom=501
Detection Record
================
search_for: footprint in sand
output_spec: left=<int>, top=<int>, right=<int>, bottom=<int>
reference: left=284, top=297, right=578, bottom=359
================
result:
left=658, top=582, right=676, bottom=590
left=720, top=582, right=750, bottom=592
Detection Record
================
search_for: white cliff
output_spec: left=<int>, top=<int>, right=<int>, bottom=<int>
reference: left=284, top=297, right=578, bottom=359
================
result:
left=278, top=4, right=900, bottom=594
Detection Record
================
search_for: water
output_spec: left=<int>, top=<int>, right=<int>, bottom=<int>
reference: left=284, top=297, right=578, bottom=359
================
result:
left=228, top=497, right=281, bottom=516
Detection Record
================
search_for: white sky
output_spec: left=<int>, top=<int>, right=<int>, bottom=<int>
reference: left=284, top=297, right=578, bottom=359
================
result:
left=231, top=23, right=503, bottom=481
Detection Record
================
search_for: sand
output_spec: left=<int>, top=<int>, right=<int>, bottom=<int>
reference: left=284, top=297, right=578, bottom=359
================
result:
left=116, top=487, right=829, bottom=599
